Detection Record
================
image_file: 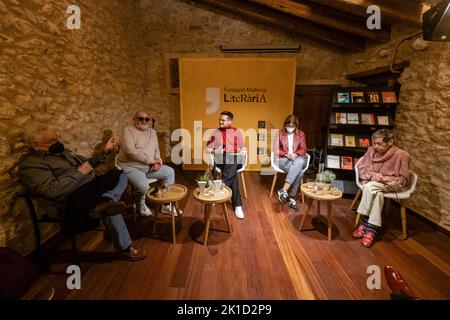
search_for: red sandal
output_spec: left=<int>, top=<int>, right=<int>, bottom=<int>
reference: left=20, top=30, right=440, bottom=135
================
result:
left=361, top=231, right=376, bottom=248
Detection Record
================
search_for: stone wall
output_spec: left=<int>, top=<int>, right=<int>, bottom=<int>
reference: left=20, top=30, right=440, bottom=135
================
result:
left=346, top=25, right=450, bottom=230
left=137, top=0, right=346, bottom=134
left=0, top=0, right=149, bottom=254
left=4, top=1, right=448, bottom=255
left=1, top=0, right=346, bottom=254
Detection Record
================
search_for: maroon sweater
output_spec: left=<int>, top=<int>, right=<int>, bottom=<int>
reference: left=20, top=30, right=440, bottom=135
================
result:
left=358, top=145, right=411, bottom=191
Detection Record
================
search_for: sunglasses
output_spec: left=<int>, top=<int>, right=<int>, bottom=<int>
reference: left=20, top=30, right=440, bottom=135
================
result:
left=137, top=117, right=151, bottom=122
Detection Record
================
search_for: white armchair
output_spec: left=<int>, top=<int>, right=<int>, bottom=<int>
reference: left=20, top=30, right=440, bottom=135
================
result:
left=352, top=156, right=418, bottom=240
left=269, top=152, right=311, bottom=203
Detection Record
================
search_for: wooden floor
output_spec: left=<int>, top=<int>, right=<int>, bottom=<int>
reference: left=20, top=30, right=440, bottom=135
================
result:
left=22, top=170, right=450, bottom=300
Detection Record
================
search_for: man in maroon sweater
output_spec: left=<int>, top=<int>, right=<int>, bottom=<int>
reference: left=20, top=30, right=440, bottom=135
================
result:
left=353, top=129, right=411, bottom=248
left=206, top=111, right=246, bottom=219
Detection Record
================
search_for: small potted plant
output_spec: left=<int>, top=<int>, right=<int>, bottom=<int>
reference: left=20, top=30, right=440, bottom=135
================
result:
left=316, top=170, right=336, bottom=190
left=196, top=173, right=210, bottom=195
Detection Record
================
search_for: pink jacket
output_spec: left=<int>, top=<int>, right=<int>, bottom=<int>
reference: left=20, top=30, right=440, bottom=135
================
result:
left=358, top=145, right=411, bottom=191
left=273, top=129, right=307, bottom=157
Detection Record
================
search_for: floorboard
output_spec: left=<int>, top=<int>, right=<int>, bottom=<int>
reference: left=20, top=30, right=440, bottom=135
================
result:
left=22, top=170, right=450, bottom=300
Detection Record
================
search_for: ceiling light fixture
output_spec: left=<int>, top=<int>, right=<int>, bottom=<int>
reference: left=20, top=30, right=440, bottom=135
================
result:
left=220, top=44, right=300, bottom=53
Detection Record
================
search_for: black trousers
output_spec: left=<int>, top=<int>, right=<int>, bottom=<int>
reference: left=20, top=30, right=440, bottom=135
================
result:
left=63, top=169, right=122, bottom=234
left=215, top=153, right=243, bottom=208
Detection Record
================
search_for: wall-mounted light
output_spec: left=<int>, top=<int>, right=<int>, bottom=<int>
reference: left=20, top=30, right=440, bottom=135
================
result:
left=220, top=44, right=300, bottom=53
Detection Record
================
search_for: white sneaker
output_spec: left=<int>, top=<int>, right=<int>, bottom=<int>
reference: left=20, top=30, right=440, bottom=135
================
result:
left=139, top=203, right=153, bottom=217
left=234, top=206, right=244, bottom=219
left=161, top=204, right=182, bottom=216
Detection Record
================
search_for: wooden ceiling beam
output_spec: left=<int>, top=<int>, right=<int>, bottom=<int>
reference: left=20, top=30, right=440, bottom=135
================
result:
left=246, top=0, right=390, bottom=41
left=312, top=0, right=428, bottom=27
left=191, top=0, right=365, bottom=51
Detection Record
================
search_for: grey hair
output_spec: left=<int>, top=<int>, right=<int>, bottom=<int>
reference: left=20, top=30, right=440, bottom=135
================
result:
left=372, top=129, right=394, bottom=142
left=24, top=126, right=52, bottom=145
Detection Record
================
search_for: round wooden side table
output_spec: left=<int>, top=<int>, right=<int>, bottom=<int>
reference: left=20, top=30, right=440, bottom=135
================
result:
left=193, top=186, right=232, bottom=245
left=300, top=182, right=342, bottom=241
left=146, top=184, right=187, bottom=244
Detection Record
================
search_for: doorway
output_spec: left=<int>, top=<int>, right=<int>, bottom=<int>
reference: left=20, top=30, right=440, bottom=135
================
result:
left=293, top=85, right=337, bottom=151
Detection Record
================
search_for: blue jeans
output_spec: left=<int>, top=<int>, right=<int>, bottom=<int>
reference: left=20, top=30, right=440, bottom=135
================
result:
left=276, top=156, right=307, bottom=197
left=102, top=172, right=132, bottom=251
left=122, top=165, right=175, bottom=212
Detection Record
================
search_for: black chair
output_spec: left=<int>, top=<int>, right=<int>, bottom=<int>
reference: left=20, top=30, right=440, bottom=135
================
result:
left=18, top=190, right=80, bottom=266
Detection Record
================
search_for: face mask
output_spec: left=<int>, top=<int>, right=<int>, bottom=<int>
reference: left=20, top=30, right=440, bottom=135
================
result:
left=48, top=141, right=64, bottom=154
left=286, top=127, right=295, bottom=134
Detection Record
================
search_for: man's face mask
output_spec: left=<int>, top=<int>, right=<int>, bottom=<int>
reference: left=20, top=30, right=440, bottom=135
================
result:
left=48, top=141, right=65, bottom=154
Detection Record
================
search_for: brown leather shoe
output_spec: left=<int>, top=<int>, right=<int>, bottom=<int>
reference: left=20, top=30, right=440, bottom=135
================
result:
left=91, top=201, right=126, bottom=217
left=118, top=247, right=147, bottom=261
left=384, top=266, right=417, bottom=298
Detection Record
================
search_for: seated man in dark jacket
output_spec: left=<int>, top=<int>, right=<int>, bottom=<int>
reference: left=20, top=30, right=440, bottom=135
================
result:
left=19, top=127, right=146, bottom=261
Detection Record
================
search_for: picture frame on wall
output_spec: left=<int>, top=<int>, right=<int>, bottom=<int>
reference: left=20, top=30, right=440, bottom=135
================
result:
left=258, top=120, right=266, bottom=128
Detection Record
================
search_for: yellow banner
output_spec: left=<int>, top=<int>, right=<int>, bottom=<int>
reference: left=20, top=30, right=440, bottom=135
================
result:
left=179, top=58, right=296, bottom=171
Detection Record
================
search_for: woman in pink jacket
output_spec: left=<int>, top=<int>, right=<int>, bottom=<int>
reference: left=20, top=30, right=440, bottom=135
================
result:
left=353, top=129, right=411, bottom=248
left=273, top=114, right=308, bottom=211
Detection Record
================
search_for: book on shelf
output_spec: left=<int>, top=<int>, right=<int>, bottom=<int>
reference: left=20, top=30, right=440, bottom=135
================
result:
left=381, top=91, right=397, bottom=103
left=367, top=91, right=380, bottom=103
left=336, top=112, right=347, bottom=124
left=361, top=113, right=375, bottom=125
left=358, top=137, right=370, bottom=148
left=344, top=135, right=356, bottom=147
left=327, top=155, right=340, bottom=169
left=351, top=91, right=365, bottom=103
left=330, top=134, right=344, bottom=146
left=341, top=156, right=353, bottom=170
left=337, top=92, right=350, bottom=103
left=377, top=115, right=389, bottom=125
left=347, top=113, right=359, bottom=124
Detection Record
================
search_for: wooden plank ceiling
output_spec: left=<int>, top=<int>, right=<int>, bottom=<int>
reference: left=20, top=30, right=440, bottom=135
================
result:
left=189, top=0, right=432, bottom=52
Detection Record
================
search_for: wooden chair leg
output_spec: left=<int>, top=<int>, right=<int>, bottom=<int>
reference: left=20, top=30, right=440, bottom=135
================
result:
left=354, top=213, right=361, bottom=228
left=240, top=172, right=247, bottom=199
left=327, top=201, right=333, bottom=241
left=399, top=205, right=408, bottom=240
left=171, top=211, right=176, bottom=244
left=301, top=178, right=305, bottom=203
left=299, top=198, right=313, bottom=231
left=223, top=203, right=232, bottom=233
left=350, top=189, right=362, bottom=211
left=270, top=173, right=277, bottom=197
left=203, top=204, right=212, bottom=245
